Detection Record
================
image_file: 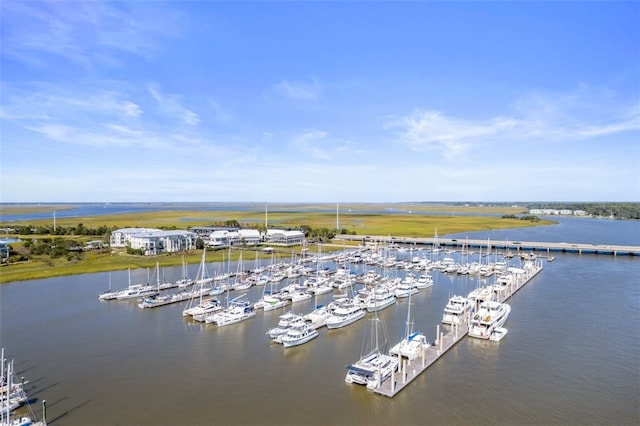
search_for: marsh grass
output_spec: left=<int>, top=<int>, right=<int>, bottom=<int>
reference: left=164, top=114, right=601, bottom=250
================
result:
left=0, top=206, right=553, bottom=283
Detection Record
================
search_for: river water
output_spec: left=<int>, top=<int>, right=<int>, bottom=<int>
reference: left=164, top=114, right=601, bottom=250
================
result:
left=1, top=217, right=639, bottom=425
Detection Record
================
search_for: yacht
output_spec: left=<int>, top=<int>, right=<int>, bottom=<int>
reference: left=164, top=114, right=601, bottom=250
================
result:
left=442, top=295, right=472, bottom=325
left=394, top=280, right=419, bottom=298
left=182, top=298, right=221, bottom=319
left=267, top=312, right=306, bottom=342
left=325, top=300, right=365, bottom=329
left=468, top=301, right=511, bottom=339
left=415, top=273, right=434, bottom=289
left=114, top=284, right=159, bottom=300
left=364, top=286, right=396, bottom=312
left=207, top=299, right=256, bottom=326
left=389, top=331, right=429, bottom=361
left=259, top=293, right=290, bottom=311
left=303, top=304, right=331, bottom=329
left=281, top=323, right=319, bottom=348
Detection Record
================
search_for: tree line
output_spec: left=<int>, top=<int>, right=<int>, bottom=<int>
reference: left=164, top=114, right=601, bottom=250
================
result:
left=526, top=202, right=640, bottom=220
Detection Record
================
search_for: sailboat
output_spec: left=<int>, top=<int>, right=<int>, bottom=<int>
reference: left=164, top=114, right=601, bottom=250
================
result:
left=431, top=227, right=442, bottom=254
left=389, top=289, right=429, bottom=360
left=1, top=351, right=46, bottom=426
left=114, top=269, right=158, bottom=300
left=176, top=255, right=194, bottom=288
left=183, top=249, right=222, bottom=318
left=233, top=252, right=252, bottom=291
left=98, top=273, right=118, bottom=300
left=345, top=300, right=398, bottom=390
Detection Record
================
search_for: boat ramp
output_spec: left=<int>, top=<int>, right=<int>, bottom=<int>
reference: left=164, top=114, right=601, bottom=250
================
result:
left=373, top=262, right=543, bottom=398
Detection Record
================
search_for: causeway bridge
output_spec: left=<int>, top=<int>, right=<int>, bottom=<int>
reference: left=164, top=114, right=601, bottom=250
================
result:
left=333, top=235, right=640, bottom=257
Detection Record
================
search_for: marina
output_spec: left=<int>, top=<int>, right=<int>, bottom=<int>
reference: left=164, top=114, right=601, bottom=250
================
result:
left=0, top=216, right=638, bottom=425
left=373, top=259, right=543, bottom=397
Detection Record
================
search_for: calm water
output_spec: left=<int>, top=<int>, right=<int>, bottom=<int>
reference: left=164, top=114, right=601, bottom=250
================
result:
left=1, top=218, right=639, bottom=425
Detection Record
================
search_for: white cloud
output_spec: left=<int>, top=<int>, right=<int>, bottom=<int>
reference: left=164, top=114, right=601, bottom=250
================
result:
left=289, top=129, right=331, bottom=160
left=0, top=85, right=142, bottom=122
left=148, top=85, right=200, bottom=126
left=384, top=110, right=517, bottom=159
left=273, top=79, right=319, bottom=100
left=1, top=1, right=186, bottom=68
left=386, top=88, right=640, bottom=159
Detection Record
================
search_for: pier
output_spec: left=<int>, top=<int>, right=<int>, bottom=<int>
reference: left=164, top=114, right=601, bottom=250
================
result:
left=373, top=262, right=544, bottom=397
left=335, top=235, right=640, bottom=257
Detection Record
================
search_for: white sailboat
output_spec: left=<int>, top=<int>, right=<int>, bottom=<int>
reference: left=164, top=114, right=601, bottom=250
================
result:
left=1, top=352, right=46, bottom=426
left=114, top=269, right=159, bottom=300
left=183, top=250, right=221, bottom=318
left=97, top=273, right=118, bottom=300
left=389, top=289, right=429, bottom=361
left=176, top=255, right=194, bottom=288
left=345, top=299, right=398, bottom=389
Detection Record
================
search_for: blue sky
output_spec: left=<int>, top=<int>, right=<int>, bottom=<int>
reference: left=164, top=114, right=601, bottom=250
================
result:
left=1, top=1, right=639, bottom=203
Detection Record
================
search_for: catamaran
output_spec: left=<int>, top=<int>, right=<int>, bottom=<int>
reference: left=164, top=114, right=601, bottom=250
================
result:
left=345, top=300, right=398, bottom=389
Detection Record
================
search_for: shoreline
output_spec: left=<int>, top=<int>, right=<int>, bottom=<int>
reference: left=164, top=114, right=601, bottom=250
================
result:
left=0, top=208, right=556, bottom=283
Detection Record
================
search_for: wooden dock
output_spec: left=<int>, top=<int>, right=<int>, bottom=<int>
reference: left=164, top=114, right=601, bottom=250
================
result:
left=375, top=322, right=469, bottom=397
left=373, top=262, right=544, bottom=397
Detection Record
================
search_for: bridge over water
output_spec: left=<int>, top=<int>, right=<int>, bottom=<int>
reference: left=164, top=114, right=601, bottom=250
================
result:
left=334, top=235, right=640, bottom=257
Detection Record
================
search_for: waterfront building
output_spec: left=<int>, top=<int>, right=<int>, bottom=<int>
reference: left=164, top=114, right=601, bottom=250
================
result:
left=208, top=229, right=261, bottom=247
left=110, top=228, right=196, bottom=255
left=266, top=229, right=305, bottom=246
left=0, top=241, right=9, bottom=260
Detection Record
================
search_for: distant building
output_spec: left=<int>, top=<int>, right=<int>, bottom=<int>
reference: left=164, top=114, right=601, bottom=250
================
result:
left=110, top=228, right=160, bottom=247
left=111, top=228, right=196, bottom=255
left=207, top=229, right=262, bottom=247
left=0, top=241, right=10, bottom=260
left=190, top=226, right=239, bottom=237
left=265, top=229, right=305, bottom=246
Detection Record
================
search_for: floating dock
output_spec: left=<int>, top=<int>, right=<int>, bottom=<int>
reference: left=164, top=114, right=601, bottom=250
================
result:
left=373, top=262, right=544, bottom=397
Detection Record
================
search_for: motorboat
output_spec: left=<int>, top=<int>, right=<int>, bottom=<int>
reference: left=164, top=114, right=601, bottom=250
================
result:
left=114, top=284, right=158, bottom=300
left=281, top=323, right=319, bottom=348
left=389, top=331, right=429, bottom=361
left=394, top=281, right=418, bottom=298
left=208, top=298, right=256, bottom=326
left=364, top=286, right=396, bottom=312
left=442, top=295, right=472, bottom=325
left=468, top=301, right=511, bottom=339
left=266, top=312, right=306, bottom=342
left=490, top=327, right=508, bottom=342
left=325, top=300, right=365, bottom=329
left=415, top=273, right=434, bottom=289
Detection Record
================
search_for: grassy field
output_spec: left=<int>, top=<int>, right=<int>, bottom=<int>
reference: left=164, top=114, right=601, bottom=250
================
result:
left=0, top=205, right=554, bottom=283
